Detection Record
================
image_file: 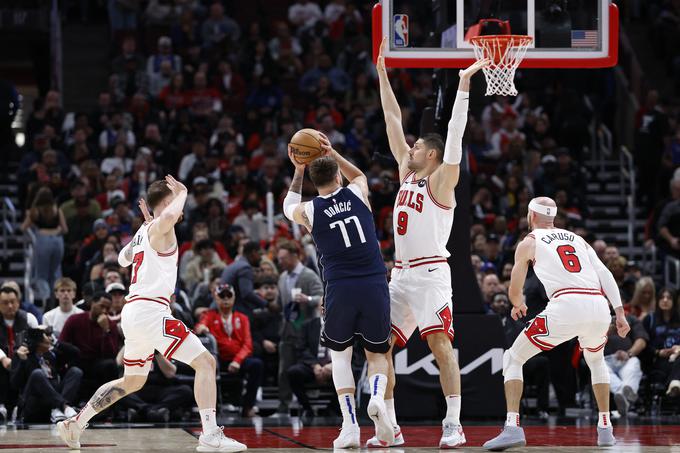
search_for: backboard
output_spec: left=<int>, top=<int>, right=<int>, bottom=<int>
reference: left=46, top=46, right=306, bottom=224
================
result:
left=372, top=0, right=618, bottom=68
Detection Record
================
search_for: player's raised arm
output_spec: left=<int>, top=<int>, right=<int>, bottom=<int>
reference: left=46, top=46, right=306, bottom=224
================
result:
left=585, top=244, right=631, bottom=338
left=376, top=37, right=410, bottom=176
left=508, top=235, right=535, bottom=321
left=283, top=149, right=313, bottom=230
left=151, top=175, right=188, bottom=235
left=429, top=59, right=489, bottom=200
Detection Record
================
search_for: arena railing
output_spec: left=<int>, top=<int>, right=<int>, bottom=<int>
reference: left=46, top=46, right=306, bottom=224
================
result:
left=665, top=255, right=680, bottom=290
left=619, top=146, right=636, bottom=253
left=24, top=227, right=36, bottom=305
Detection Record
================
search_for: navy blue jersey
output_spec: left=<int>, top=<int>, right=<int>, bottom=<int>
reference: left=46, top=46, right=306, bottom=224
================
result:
left=310, top=185, right=386, bottom=281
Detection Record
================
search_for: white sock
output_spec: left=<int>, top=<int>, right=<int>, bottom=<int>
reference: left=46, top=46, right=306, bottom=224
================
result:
left=598, top=411, right=610, bottom=429
left=445, top=394, right=461, bottom=425
left=75, top=403, right=97, bottom=429
left=385, top=398, right=398, bottom=426
left=338, top=393, right=357, bottom=426
left=199, top=408, right=219, bottom=433
left=506, top=412, right=520, bottom=427
left=369, top=373, right=387, bottom=400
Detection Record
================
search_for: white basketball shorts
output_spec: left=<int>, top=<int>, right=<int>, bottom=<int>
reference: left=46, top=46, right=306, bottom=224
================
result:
left=120, top=299, right=206, bottom=376
left=389, top=261, right=454, bottom=347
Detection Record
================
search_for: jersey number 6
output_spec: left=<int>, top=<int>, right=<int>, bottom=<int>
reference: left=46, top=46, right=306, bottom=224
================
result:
left=556, top=245, right=581, bottom=273
left=131, top=251, right=144, bottom=284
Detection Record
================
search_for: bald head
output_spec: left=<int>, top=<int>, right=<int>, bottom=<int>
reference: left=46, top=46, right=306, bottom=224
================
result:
left=528, top=196, right=557, bottom=230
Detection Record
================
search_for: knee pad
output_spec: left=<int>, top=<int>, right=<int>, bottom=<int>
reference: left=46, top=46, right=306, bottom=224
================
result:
left=583, top=349, right=610, bottom=385
left=503, top=333, right=542, bottom=383
left=503, top=350, right=524, bottom=383
left=330, top=346, right=355, bottom=390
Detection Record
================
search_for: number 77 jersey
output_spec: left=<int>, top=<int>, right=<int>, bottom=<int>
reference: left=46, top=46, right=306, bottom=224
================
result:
left=305, top=184, right=386, bottom=282
left=529, top=228, right=603, bottom=300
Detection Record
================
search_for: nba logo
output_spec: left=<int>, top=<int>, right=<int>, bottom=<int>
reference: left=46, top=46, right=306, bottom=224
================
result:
left=394, top=14, right=409, bottom=47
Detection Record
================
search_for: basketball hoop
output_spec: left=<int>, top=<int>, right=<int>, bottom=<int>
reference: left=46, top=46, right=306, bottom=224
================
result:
left=469, top=35, right=533, bottom=97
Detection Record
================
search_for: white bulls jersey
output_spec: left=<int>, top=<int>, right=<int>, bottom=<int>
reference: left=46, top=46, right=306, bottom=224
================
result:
left=392, top=170, right=455, bottom=266
left=530, top=228, right=602, bottom=300
left=126, top=221, right=178, bottom=306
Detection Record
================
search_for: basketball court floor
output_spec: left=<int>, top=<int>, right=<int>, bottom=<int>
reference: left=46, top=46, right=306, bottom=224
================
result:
left=1, top=415, right=679, bottom=452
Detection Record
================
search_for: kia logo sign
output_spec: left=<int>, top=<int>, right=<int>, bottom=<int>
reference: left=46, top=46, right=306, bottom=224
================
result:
left=394, top=348, right=504, bottom=376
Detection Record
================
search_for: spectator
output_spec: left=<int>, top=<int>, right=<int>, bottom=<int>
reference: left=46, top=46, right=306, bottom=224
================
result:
left=111, top=36, right=145, bottom=74
left=220, top=241, right=268, bottom=318
left=628, top=277, right=656, bottom=320
left=98, top=111, right=136, bottom=152
left=252, top=276, right=282, bottom=384
left=288, top=0, right=323, bottom=30
left=60, top=180, right=102, bottom=224
left=181, top=239, right=226, bottom=291
left=0, top=285, right=39, bottom=422
left=59, top=292, right=120, bottom=394
left=592, top=239, right=607, bottom=261
left=275, top=240, right=323, bottom=416
left=106, top=282, right=127, bottom=322
left=149, top=60, right=174, bottom=98
left=604, top=313, right=647, bottom=417
left=233, top=199, right=267, bottom=244
left=146, top=36, right=182, bottom=78
left=489, top=291, right=550, bottom=418
left=21, top=186, right=68, bottom=301
left=642, top=288, right=680, bottom=396
left=657, top=192, right=680, bottom=255
left=286, top=311, right=332, bottom=418
left=1, top=281, right=43, bottom=325
left=43, top=278, right=83, bottom=338
left=299, top=54, right=351, bottom=94
left=186, top=72, right=222, bottom=118
left=10, top=327, right=81, bottom=423
left=178, top=141, right=207, bottom=182
left=481, top=273, right=502, bottom=312
left=201, top=2, right=241, bottom=48
left=194, top=284, right=263, bottom=417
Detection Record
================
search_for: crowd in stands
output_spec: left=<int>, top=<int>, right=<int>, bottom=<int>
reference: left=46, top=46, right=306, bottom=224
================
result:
left=2, top=0, right=680, bottom=425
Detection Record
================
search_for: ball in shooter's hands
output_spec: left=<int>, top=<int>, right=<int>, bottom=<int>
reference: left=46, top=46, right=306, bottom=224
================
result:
left=289, top=129, right=324, bottom=165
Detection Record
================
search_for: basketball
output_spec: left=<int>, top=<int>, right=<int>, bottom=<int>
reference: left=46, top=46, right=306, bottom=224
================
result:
left=289, top=128, right=324, bottom=165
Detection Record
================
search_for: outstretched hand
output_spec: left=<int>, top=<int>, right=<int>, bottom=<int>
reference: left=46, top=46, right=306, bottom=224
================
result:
left=459, top=58, right=491, bottom=80
left=138, top=198, right=152, bottom=223
left=165, top=174, right=187, bottom=196
left=376, top=37, right=387, bottom=74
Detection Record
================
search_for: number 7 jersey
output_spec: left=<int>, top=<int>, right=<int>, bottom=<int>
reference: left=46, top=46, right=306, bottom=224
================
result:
left=530, top=228, right=602, bottom=300
left=126, top=221, right=179, bottom=305
left=305, top=184, right=386, bottom=281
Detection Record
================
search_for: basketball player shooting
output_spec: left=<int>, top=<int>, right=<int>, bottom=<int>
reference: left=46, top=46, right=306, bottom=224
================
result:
left=483, top=197, right=631, bottom=451
left=373, top=37, right=488, bottom=448
left=283, top=138, right=394, bottom=449
left=57, top=175, right=246, bottom=453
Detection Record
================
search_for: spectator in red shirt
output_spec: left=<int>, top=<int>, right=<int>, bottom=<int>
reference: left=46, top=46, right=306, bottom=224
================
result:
left=59, top=292, right=120, bottom=395
left=186, top=72, right=222, bottom=118
left=195, top=283, right=263, bottom=417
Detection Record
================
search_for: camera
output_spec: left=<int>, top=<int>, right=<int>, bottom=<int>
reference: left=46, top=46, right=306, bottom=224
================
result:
left=216, top=284, right=234, bottom=299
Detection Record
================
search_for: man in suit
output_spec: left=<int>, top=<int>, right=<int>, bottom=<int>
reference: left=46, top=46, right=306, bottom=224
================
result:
left=287, top=314, right=332, bottom=418
left=220, top=241, right=268, bottom=318
left=274, top=240, right=324, bottom=416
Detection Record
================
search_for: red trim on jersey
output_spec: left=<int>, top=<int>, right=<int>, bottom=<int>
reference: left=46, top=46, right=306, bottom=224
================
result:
left=419, top=325, right=455, bottom=341
left=391, top=324, right=409, bottom=347
left=394, top=259, right=447, bottom=269
left=395, top=255, right=444, bottom=263
left=584, top=339, right=607, bottom=353
left=425, top=180, right=452, bottom=210
left=400, top=171, right=415, bottom=184
left=157, top=246, right=177, bottom=257
left=126, top=297, right=170, bottom=308
left=164, top=335, right=187, bottom=360
left=524, top=331, right=555, bottom=351
left=123, top=353, right=154, bottom=367
left=551, top=287, right=603, bottom=298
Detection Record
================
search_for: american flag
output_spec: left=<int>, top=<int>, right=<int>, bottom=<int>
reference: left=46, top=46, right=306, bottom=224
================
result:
left=571, top=30, right=599, bottom=48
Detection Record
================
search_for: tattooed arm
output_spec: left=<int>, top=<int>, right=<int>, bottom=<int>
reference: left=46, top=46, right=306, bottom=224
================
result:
left=283, top=158, right=313, bottom=231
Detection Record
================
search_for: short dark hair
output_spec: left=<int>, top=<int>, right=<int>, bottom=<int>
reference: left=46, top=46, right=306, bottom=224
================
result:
left=92, top=291, right=112, bottom=303
left=308, top=156, right=339, bottom=188
left=421, top=133, right=445, bottom=163
left=147, top=180, right=172, bottom=212
left=278, top=240, right=299, bottom=256
left=255, top=275, right=278, bottom=288
left=0, top=286, right=19, bottom=298
left=195, top=238, right=214, bottom=252
left=243, top=241, right=261, bottom=256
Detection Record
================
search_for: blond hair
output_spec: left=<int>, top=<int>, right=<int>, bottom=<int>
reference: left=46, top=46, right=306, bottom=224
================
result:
left=54, top=277, right=77, bottom=292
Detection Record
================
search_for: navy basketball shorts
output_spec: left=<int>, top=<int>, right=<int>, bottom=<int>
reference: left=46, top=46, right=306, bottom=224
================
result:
left=320, top=274, right=391, bottom=353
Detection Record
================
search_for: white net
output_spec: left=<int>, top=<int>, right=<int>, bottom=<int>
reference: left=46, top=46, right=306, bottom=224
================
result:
left=470, top=35, right=532, bottom=96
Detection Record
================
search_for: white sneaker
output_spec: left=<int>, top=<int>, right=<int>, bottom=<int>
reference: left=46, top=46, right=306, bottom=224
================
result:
left=64, top=406, right=78, bottom=419
left=57, top=418, right=85, bottom=449
left=366, top=425, right=404, bottom=448
left=367, top=397, right=394, bottom=446
left=197, top=427, right=247, bottom=452
left=0, top=404, right=7, bottom=425
left=333, top=424, right=360, bottom=449
left=51, top=408, right=67, bottom=423
left=439, top=420, right=466, bottom=449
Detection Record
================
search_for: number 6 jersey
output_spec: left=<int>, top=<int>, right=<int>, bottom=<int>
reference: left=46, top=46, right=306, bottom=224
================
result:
left=126, top=220, right=179, bottom=305
left=305, top=184, right=386, bottom=281
left=529, top=228, right=603, bottom=300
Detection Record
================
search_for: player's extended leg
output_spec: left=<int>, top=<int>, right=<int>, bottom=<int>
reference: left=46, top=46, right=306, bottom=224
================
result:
left=57, top=374, right=147, bottom=449
left=364, top=349, right=395, bottom=447
left=483, top=333, right=542, bottom=451
left=330, top=346, right=360, bottom=449
left=426, top=332, right=465, bottom=449
left=583, top=349, right=616, bottom=447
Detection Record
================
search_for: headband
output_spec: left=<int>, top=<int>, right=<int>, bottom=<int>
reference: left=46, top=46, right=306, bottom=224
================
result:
left=529, top=199, right=556, bottom=217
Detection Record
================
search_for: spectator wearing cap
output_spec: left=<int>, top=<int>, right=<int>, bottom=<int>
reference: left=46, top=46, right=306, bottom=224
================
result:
left=146, top=36, right=182, bottom=79
left=233, top=199, right=268, bottom=244
left=60, top=180, right=102, bottom=225
left=1, top=285, right=39, bottom=421
left=195, top=283, right=263, bottom=417
left=182, top=239, right=227, bottom=291
left=485, top=234, right=503, bottom=270
left=178, top=141, right=207, bottom=182
left=106, top=282, right=126, bottom=322
left=59, top=292, right=120, bottom=393
left=220, top=241, right=268, bottom=318
left=43, top=278, right=83, bottom=339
